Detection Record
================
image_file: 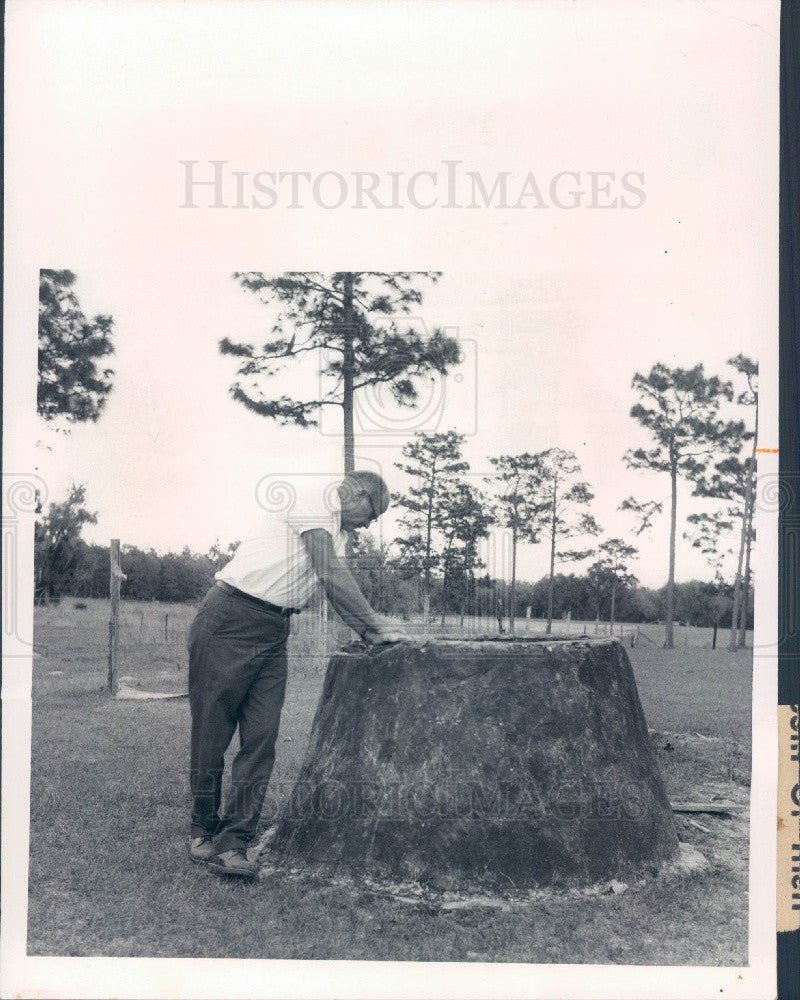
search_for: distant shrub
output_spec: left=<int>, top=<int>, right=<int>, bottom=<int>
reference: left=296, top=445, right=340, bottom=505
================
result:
left=73, top=602, right=88, bottom=610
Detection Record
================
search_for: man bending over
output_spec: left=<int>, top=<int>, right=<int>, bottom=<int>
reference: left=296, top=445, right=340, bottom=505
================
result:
left=187, top=470, right=406, bottom=878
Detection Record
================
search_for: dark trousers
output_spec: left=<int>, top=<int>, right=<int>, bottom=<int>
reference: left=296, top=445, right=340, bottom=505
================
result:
left=188, top=584, right=290, bottom=852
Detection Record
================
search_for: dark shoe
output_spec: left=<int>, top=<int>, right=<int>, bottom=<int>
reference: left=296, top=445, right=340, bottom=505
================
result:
left=189, top=835, right=216, bottom=864
left=207, top=848, right=258, bottom=879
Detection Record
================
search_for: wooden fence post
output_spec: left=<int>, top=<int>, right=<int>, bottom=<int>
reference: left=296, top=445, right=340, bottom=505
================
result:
left=108, top=539, right=126, bottom=695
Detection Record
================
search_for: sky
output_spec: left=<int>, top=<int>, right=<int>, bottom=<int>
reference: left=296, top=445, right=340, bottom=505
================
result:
left=7, top=0, right=779, bottom=591
left=33, top=265, right=764, bottom=589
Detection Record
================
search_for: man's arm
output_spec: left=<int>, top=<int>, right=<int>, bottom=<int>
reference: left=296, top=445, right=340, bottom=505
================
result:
left=300, top=529, right=404, bottom=642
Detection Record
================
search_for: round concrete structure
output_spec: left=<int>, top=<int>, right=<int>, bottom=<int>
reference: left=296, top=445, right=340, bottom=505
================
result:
left=272, top=637, right=678, bottom=889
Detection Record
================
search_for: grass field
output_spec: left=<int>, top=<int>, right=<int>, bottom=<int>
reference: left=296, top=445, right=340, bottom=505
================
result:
left=27, top=598, right=752, bottom=964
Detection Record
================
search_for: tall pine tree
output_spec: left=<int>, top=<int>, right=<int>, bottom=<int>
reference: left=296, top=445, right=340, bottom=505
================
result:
left=486, top=453, right=542, bottom=633
left=535, top=448, right=601, bottom=635
left=392, top=430, right=469, bottom=621
left=220, top=272, right=461, bottom=474
left=689, top=355, right=758, bottom=648
left=434, top=480, right=494, bottom=625
left=623, top=363, right=742, bottom=649
left=587, top=538, right=639, bottom=629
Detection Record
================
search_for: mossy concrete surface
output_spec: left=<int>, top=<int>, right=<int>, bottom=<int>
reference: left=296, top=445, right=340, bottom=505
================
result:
left=273, top=638, right=679, bottom=889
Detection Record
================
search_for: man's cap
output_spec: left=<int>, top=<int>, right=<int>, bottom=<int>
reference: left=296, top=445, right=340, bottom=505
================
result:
left=345, top=470, right=391, bottom=516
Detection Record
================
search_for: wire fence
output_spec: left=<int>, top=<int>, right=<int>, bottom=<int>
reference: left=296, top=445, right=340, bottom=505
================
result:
left=33, top=597, right=751, bottom=695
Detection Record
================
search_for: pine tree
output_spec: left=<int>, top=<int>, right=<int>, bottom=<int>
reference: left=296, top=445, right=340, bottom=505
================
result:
left=434, top=480, right=494, bottom=625
left=220, top=272, right=461, bottom=474
left=689, top=355, right=758, bottom=648
left=38, top=270, right=115, bottom=427
left=486, top=453, right=542, bottom=633
left=728, top=355, right=758, bottom=647
left=623, top=363, right=741, bottom=649
left=536, top=448, right=601, bottom=635
left=392, top=431, right=468, bottom=621
left=687, top=455, right=753, bottom=645
left=587, top=538, right=639, bottom=629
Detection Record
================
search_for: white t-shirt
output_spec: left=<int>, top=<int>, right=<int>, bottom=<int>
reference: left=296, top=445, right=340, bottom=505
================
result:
left=215, top=481, right=348, bottom=608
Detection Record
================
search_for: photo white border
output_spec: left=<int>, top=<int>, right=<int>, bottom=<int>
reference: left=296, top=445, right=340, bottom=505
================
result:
left=2, top=2, right=780, bottom=997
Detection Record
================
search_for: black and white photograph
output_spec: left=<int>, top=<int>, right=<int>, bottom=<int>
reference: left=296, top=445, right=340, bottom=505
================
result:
left=2, top=2, right=781, bottom=998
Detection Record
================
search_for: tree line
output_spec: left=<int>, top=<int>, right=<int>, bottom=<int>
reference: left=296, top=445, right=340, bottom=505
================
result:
left=380, top=351, right=756, bottom=650
left=36, top=269, right=757, bottom=649
left=33, top=503, right=751, bottom=632
left=216, top=271, right=757, bottom=650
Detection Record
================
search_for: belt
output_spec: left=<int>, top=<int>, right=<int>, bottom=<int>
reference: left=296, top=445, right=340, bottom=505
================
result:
left=215, top=581, right=300, bottom=616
